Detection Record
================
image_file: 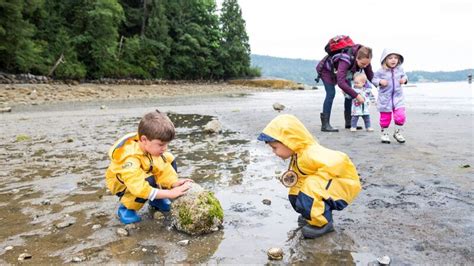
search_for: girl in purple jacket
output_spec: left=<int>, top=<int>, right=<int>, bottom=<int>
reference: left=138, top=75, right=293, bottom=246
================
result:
left=372, top=49, right=408, bottom=144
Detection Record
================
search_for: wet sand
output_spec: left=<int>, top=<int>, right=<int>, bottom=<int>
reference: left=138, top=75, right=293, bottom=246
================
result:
left=0, top=82, right=472, bottom=264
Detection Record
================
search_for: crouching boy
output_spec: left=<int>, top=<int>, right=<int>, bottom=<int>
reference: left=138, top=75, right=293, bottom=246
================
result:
left=257, top=114, right=361, bottom=238
left=105, top=110, right=192, bottom=224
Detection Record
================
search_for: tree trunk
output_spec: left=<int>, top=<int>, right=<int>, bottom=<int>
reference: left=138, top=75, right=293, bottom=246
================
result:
left=48, top=53, right=65, bottom=77
left=141, top=0, right=148, bottom=38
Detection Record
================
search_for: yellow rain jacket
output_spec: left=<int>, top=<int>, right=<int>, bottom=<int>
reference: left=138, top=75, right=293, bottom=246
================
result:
left=105, top=133, right=178, bottom=210
left=261, top=115, right=361, bottom=227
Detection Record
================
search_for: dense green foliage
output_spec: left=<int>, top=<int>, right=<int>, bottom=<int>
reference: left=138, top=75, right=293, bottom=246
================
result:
left=0, top=0, right=257, bottom=80
left=251, top=55, right=473, bottom=84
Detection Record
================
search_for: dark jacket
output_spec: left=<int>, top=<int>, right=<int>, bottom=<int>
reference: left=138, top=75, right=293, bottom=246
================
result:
left=317, top=44, right=374, bottom=98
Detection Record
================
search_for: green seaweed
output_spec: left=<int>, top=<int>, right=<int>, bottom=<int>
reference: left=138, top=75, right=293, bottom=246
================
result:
left=16, top=134, right=31, bottom=142
left=178, top=206, right=193, bottom=226
left=203, top=192, right=224, bottom=221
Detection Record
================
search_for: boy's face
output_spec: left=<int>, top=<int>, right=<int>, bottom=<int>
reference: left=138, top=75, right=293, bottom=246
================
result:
left=140, top=135, right=169, bottom=156
left=385, top=54, right=399, bottom=68
left=268, top=141, right=294, bottom=160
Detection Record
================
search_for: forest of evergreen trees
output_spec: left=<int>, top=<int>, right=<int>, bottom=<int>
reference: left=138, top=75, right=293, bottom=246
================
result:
left=0, top=0, right=260, bottom=80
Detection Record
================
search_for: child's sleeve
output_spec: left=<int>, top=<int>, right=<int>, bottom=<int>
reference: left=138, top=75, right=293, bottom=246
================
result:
left=371, top=70, right=383, bottom=87
left=399, top=67, right=408, bottom=84
left=119, top=157, right=153, bottom=199
left=153, top=152, right=179, bottom=189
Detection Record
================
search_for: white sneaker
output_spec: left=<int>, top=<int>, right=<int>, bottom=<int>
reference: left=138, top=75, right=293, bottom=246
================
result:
left=381, top=132, right=390, bottom=144
left=366, top=127, right=374, bottom=132
left=393, top=129, right=406, bottom=143
left=350, top=127, right=357, bottom=132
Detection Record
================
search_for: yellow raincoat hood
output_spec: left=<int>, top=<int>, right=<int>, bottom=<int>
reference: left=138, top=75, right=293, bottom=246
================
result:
left=108, top=133, right=143, bottom=162
left=260, top=114, right=317, bottom=153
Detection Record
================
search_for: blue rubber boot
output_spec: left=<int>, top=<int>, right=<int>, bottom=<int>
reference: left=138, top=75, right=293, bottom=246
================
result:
left=149, top=198, right=171, bottom=212
left=117, top=204, right=141, bottom=224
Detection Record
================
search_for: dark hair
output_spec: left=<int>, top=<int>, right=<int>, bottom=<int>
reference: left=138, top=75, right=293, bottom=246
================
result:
left=138, top=110, right=175, bottom=141
left=356, top=46, right=373, bottom=60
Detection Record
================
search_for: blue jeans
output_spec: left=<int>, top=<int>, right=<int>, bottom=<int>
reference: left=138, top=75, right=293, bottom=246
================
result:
left=323, top=81, right=353, bottom=114
left=322, top=82, right=336, bottom=114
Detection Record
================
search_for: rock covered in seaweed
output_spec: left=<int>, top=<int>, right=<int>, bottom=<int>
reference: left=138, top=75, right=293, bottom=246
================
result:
left=170, top=182, right=224, bottom=235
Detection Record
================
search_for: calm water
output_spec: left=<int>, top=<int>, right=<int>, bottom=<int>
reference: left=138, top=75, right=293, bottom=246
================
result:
left=332, top=81, right=473, bottom=112
left=402, top=81, right=473, bottom=111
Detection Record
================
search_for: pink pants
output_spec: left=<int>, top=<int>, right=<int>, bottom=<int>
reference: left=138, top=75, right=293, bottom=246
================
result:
left=379, top=107, right=406, bottom=128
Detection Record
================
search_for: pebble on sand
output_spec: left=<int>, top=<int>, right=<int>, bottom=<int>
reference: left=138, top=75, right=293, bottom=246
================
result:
left=267, top=247, right=283, bottom=260
left=377, top=255, right=391, bottom=265
left=55, top=220, right=75, bottom=229
left=272, top=103, right=285, bottom=112
left=117, top=228, right=129, bottom=236
left=203, top=119, right=222, bottom=134
left=177, top=240, right=190, bottom=246
left=18, top=253, right=32, bottom=261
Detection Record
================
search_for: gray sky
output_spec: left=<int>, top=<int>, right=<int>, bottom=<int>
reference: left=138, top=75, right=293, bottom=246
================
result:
left=222, top=0, right=473, bottom=72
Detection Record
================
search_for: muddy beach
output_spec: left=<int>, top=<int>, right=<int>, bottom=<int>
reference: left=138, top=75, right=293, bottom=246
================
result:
left=0, top=82, right=472, bottom=264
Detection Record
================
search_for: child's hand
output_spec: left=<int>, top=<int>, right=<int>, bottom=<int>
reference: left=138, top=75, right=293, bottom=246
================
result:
left=379, top=79, right=388, bottom=87
left=399, top=77, right=407, bottom=84
left=172, top=178, right=193, bottom=188
left=167, top=182, right=191, bottom=199
left=355, top=94, right=365, bottom=104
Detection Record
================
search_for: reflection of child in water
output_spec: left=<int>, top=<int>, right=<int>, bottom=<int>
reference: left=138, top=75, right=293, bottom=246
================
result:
left=257, top=114, right=361, bottom=238
left=350, top=72, right=375, bottom=132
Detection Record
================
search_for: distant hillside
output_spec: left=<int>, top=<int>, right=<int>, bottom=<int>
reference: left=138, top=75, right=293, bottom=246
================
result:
left=408, top=70, right=473, bottom=82
left=251, top=54, right=473, bottom=84
left=251, top=55, right=319, bottom=85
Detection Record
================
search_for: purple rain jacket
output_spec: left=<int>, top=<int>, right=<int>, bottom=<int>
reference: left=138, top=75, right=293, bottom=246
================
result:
left=317, top=44, right=374, bottom=99
left=372, top=49, right=408, bottom=112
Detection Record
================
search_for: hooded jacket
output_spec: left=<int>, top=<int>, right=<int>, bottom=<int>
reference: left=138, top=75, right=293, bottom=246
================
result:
left=317, top=44, right=375, bottom=99
left=260, top=115, right=361, bottom=226
left=372, top=49, right=407, bottom=112
left=105, top=133, right=178, bottom=209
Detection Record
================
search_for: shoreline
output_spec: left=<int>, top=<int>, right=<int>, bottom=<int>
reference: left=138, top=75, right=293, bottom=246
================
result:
left=0, top=82, right=277, bottom=109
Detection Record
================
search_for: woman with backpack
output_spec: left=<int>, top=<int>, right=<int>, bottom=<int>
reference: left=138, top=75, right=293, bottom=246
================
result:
left=316, top=36, right=374, bottom=132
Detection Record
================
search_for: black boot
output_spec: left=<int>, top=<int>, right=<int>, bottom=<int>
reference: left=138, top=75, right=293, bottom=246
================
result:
left=302, top=221, right=335, bottom=238
left=320, top=113, right=339, bottom=132
left=297, top=215, right=308, bottom=227
left=344, top=110, right=362, bottom=130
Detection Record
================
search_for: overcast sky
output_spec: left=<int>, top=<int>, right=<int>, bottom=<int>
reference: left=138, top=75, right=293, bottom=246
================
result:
left=221, top=0, right=473, bottom=72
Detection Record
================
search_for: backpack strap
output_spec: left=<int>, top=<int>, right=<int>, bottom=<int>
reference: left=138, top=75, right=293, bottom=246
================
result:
left=321, top=47, right=355, bottom=73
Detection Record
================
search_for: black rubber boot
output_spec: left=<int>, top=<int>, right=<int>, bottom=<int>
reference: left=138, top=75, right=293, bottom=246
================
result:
left=320, top=113, right=339, bottom=132
left=297, top=215, right=308, bottom=227
left=344, top=110, right=362, bottom=130
left=302, top=221, right=335, bottom=238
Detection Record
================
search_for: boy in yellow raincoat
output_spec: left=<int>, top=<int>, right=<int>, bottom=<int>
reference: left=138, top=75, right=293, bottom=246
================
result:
left=257, top=114, right=361, bottom=238
left=105, top=110, right=192, bottom=224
